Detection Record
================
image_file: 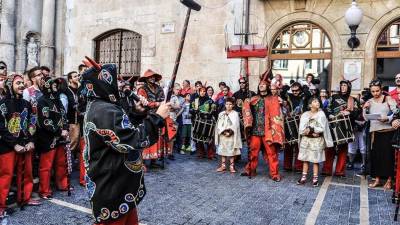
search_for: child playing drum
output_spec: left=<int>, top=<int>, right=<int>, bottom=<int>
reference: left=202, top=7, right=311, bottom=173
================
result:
left=297, top=97, right=333, bottom=187
left=215, top=97, right=242, bottom=173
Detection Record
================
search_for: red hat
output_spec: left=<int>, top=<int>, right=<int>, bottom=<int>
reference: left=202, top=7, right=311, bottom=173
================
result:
left=138, top=69, right=162, bottom=82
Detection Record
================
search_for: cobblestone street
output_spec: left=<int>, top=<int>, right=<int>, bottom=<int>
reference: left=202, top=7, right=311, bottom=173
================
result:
left=5, top=152, right=400, bottom=225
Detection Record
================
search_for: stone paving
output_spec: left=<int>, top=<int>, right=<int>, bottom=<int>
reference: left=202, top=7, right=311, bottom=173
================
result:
left=4, top=152, right=400, bottom=225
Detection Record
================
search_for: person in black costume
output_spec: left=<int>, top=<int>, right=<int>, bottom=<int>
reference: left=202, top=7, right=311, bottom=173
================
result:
left=81, top=57, right=170, bottom=225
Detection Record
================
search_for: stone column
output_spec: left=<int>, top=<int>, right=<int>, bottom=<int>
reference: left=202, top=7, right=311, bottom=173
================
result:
left=0, top=0, right=16, bottom=71
left=40, top=0, right=56, bottom=70
left=55, top=0, right=66, bottom=77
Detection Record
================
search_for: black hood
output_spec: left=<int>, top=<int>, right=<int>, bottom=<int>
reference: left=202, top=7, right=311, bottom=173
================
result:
left=81, top=64, right=119, bottom=103
left=40, top=77, right=59, bottom=100
left=4, top=74, right=23, bottom=99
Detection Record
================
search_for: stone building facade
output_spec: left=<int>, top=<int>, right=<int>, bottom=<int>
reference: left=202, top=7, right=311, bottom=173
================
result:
left=0, top=0, right=65, bottom=75
left=1, top=0, right=400, bottom=91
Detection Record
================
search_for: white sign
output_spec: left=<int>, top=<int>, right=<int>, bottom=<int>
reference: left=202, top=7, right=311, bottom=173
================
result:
left=343, top=59, right=362, bottom=90
left=161, top=22, right=175, bottom=34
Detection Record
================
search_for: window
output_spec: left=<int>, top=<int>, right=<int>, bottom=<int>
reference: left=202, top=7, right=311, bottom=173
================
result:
left=376, top=19, right=400, bottom=86
left=94, top=29, right=142, bottom=78
left=270, top=22, right=332, bottom=90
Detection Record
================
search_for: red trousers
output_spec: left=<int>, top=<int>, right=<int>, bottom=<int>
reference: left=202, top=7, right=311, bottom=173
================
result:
left=283, top=144, right=303, bottom=171
left=396, top=151, right=400, bottom=194
left=0, top=151, right=34, bottom=209
left=196, top=143, right=214, bottom=159
left=322, top=145, right=347, bottom=176
left=79, top=137, right=86, bottom=186
left=96, top=208, right=138, bottom=225
left=39, top=146, right=68, bottom=197
left=244, top=136, right=280, bottom=179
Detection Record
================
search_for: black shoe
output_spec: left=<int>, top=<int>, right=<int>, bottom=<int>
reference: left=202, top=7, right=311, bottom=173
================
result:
left=5, top=208, right=14, bottom=215
left=40, top=195, right=53, bottom=200
left=272, top=177, right=281, bottom=182
left=284, top=168, right=293, bottom=172
left=240, top=172, right=249, bottom=177
left=334, top=174, right=346, bottom=178
left=149, top=162, right=162, bottom=169
left=313, top=180, right=319, bottom=187
left=347, top=163, right=354, bottom=170
left=297, top=178, right=306, bottom=185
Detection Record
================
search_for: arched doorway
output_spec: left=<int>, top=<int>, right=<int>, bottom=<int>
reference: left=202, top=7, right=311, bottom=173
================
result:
left=376, top=19, right=400, bottom=87
left=270, top=22, right=332, bottom=90
left=94, top=29, right=142, bottom=79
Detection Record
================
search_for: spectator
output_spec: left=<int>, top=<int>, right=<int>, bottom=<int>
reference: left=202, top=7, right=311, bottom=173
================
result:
left=40, top=66, right=51, bottom=78
left=389, top=73, right=400, bottom=106
left=364, top=79, right=397, bottom=189
left=206, top=86, right=216, bottom=101
left=215, top=81, right=233, bottom=100
left=180, top=93, right=192, bottom=154
left=216, top=86, right=230, bottom=113
left=23, top=66, right=43, bottom=108
left=180, top=80, right=193, bottom=96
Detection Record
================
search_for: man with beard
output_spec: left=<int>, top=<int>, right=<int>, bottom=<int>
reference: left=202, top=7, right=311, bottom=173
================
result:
left=81, top=58, right=170, bottom=225
left=282, top=82, right=307, bottom=172
left=233, top=77, right=255, bottom=162
left=322, top=80, right=360, bottom=177
left=137, top=69, right=166, bottom=167
left=36, top=77, right=69, bottom=199
left=0, top=62, right=7, bottom=100
left=23, top=67, right=44, bottom=110
left=240, top=78, right=285, bottom=182
left=66, top=71, right=80, bottom=150
left=389, top=73, right=400, bottom=106
left=0, top=74, right=40, bottom=218
left=65, top=71, right=85, bottom=186
left=40, top=66, right=51, bottom=78
left=233, top=77, right=256, bottom=113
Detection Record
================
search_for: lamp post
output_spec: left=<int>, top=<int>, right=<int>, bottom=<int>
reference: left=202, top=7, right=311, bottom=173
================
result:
left=345, top=0, right=363, bottom=51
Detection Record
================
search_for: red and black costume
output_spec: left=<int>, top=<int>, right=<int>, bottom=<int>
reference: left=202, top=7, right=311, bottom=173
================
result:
left=137, top=70, right=174, bottom=162
left=322, top=80, right=360, bottom=176
left=0, top=74, right=37, bottom=216
left=36, top=77, right=69, bottom=198
left=241, top=80, right=285, bottom=181
left=81, top=61, right=164, bottom=225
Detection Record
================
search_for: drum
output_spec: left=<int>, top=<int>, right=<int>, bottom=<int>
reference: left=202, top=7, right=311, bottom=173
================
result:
left=284, top=115, right=300, bottom=145
left=192, top=113, right=216, bottom=144
left=329, top=114, right=355, bottom=146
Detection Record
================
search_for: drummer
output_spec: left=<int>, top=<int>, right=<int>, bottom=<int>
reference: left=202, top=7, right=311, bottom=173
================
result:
left=282, top=82, right=307, bottom=172
left=190, top=86, right=217, bottom=159
left=322, top=80, right=361, bottom=177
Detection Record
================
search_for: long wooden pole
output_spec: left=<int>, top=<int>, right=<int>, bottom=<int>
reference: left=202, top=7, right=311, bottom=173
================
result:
left=165, top=8, right=192, bottom=102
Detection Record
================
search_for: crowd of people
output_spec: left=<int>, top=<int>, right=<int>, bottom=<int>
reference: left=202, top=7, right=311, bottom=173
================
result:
left=0, top=56, right=400, bottom=224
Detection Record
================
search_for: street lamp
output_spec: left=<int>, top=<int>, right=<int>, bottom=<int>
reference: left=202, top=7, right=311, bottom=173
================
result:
left=345, top=0, right=363, bottom=51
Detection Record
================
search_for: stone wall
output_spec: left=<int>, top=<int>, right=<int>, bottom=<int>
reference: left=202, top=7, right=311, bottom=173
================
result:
left=64, top=0, right=267, bottom=91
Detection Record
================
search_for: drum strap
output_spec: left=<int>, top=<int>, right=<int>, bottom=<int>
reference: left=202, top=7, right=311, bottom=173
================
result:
left=194, top=98, right=199, bottom=110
